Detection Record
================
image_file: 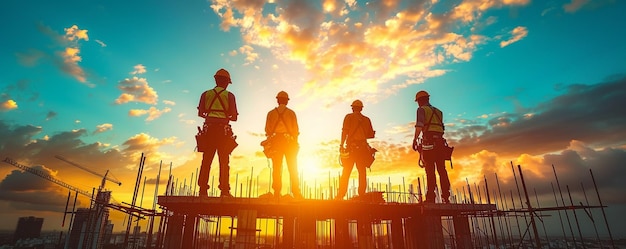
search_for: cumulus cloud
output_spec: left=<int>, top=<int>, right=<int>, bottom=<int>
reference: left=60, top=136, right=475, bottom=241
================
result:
left=131, top=64, right=147, bottom=75
left=129, top=106, right=171, bottom=121
left=0, top=100, right=18, bottom=111
left=94, top=123, right=113, bottom=134
left=500, top=26, right=528, bottom=48
left=114, top=77, right=158, bottom=105
left=163, top=100, right=176, bottom=106
left=0, top=165, right=82, bottom=211
left=56, top=25, right=90, bottom=84
left=210, top=0, right=531, bottom=106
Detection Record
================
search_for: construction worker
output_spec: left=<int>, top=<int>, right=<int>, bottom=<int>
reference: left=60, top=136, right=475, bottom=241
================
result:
left=196, top=68, right=238, bottom=198
left=412, top=90, right=450, bottom=203
left=264, top=91, right=303, bottom=199
left=336, top=100, right=376, bottom=200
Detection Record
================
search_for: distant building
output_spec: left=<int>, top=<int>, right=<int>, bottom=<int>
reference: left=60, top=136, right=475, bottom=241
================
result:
left=13, top=216, right=44, bottom=243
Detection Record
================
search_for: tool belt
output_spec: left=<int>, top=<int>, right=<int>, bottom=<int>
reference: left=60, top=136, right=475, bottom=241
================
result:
left=416, top=132, right=454, bottom=168
left=260, top=133, right=297, bottom=159
left=196, top=123, right=238, bottom=154
left=345, top=141, right=377, bottom=168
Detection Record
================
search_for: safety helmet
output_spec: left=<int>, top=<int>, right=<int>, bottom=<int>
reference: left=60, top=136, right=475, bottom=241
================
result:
left=351, top=100, right=364, bottom=107
left=415, top=90, right=429, bottom=101
left=215, top=68, right=231, bottom=81
left=276, top=91, right=289, bottom=100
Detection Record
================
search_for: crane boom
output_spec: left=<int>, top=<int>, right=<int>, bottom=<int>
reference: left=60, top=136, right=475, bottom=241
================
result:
left=2, top=157, right=91, bottom=197
left=2, top=157, right=153, bottom=218
left=55, top=155, right=122, bottom=186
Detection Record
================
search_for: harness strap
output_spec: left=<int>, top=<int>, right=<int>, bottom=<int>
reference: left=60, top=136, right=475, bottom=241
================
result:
left=207, top=89, right=228, bottom=115
left=269, top=108, right=292, bottom=136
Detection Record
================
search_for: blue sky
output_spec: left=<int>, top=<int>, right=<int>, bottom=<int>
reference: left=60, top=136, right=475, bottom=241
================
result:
left=1, top=0, right=626, bottom=236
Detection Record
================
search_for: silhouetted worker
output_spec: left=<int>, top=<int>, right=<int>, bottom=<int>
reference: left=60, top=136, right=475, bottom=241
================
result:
left=336, top=100, right=376, bottom=200
left=412, top=90, right=450, bottom=203
left=264, top=91, right=303, bottom=199
left=196, top=68, right=238, bottom=198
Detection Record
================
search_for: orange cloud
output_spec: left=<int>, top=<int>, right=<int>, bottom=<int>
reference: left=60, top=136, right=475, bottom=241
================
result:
left=128, top=107, right=171, bottom=121
left=500, top=26, right=528, bottom=48
left=0, top=100, right=18, bottom=111
left=131, top=64, right=147, bottom=75
left=94, top=123, right=113, bottom=134
left=115, top=77, right=158, bottom=105
left=211, top=0, right=531, bottom=107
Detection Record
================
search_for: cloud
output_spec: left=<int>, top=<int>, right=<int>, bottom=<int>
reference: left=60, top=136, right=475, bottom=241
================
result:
left=0, top=100, right=18, bottom=111
left=55, top=25, right=90, bottom=84
left=163, top=100, right=176, bottom=105
left=114, top=77, right=158, bottom=105
left=446, top=76, right=626, bottom=158
left=563, top=0, right=590, bottom=13
left=15, top=49, right=45, bottom=67
left=0, top=165, right=83, bottom=211
left=95, top=39, right=107, bottom=47
left=121, top=133, right=178, bottom=164
left=46, top=111, right=57, bottom=120
left=131, top=64, right=147, bottom=75
left=238, top=45, right=259, bottom=65
left=500, top=26, right=528, bottom=48
left=210, top=0, right=531, bottom=106
left=94, top=123, right=113, bottom=134
left=64, top=25, right=89, bottom=41
left=129, top=106, right=171, bottom=121
left=30, top=24, right=92, bottom=85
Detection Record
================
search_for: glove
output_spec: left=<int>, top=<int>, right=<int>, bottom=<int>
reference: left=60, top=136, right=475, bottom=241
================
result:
left=412, top=139, right=419, bottom=151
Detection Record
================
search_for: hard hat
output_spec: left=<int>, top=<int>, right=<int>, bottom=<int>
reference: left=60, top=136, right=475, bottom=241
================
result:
left=215, top=69, right=231, bottom=79
left=351, top=100, right=364, bottom=107
left=276, top=91, right=289, bottom=99
left=415, top=90, right=429, bottom=101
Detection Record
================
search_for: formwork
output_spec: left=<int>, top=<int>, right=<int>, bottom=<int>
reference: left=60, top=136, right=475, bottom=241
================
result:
left=157, top=193, right=497, bottom=249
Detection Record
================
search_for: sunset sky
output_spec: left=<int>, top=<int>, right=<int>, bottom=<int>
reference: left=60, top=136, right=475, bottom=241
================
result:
left=1, top=0, right=625, bottom=237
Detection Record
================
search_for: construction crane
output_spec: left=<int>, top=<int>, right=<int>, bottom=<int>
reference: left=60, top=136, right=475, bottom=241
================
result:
left=2, top=157, right=153, bottom=217
left=2, top=157, right=91, bottom=197
left=55, top=155, right=122, bottom=187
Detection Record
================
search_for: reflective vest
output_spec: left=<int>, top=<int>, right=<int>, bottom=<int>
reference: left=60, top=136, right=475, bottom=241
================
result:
left=204, top=87, right=229, bottom=119
left=422, top=105, right=444, bottom=133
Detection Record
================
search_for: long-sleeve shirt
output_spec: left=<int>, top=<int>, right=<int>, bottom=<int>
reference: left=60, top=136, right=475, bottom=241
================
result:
left=265, top=105, right=299, bottom=139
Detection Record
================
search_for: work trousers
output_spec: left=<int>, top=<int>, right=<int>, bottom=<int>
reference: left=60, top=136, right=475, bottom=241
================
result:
left=422, top=138, right=450, bottom=202
left=337, top=142, right=370, bottom=198
left=197, top=123, right=231, bottom=193
left=271, top=134, right=301, bottom=196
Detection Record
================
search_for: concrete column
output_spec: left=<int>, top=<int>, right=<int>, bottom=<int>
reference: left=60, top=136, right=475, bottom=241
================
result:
left=163, top=214, right=184, bottom=249
left=282, top=215, right=295, bottom=249
left=334, top=218, right=350, bottom=249
left=235, top=210, right=258, bottom=249
left=182, top=214, right=196, bottom=249
left=357, top=217, right=373, bottom=249
left=391, top=218, right=405, bottom=249
left=297, top=216, right=316, bottom=249
left=453, top=216, right=472, bottom=249
left=424, top=216, right=444, bottom=249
